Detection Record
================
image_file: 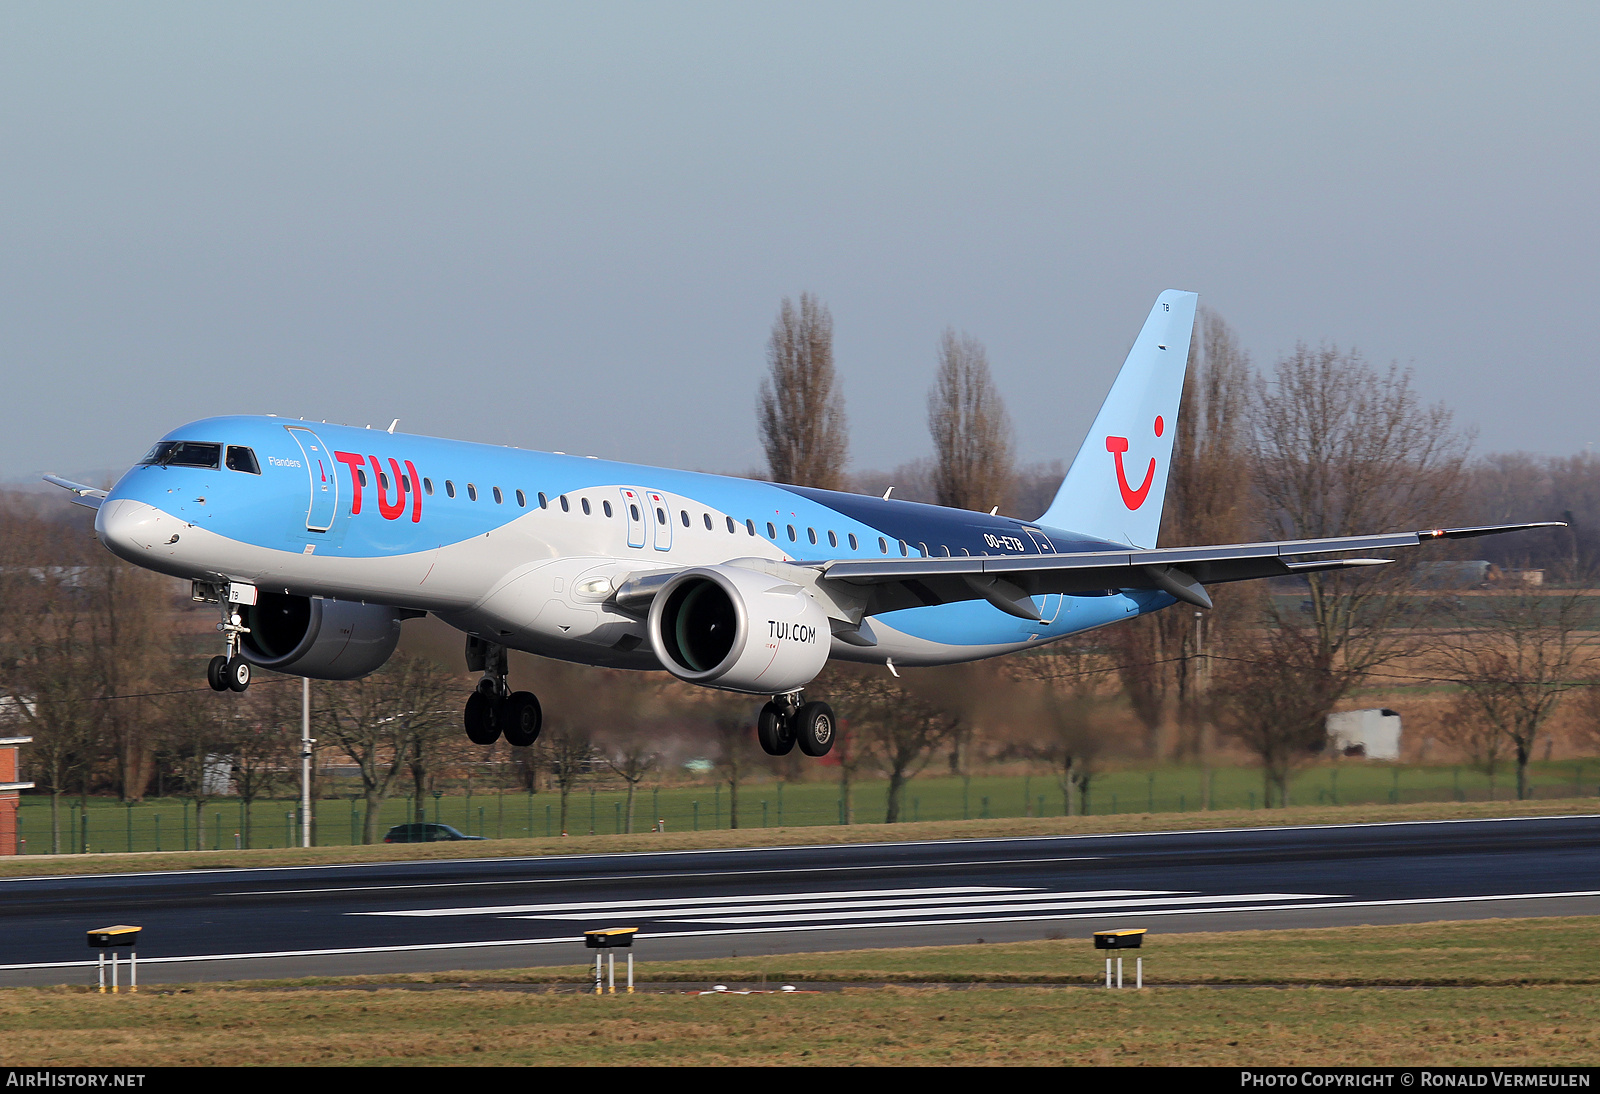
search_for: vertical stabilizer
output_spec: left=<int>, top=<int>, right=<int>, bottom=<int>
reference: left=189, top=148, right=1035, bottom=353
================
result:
left=1038, top=290, right=1198, bottom=548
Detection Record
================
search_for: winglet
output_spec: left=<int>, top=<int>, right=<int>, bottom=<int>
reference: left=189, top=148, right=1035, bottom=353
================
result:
left=43, top=475, right=108, bottom=510
left=1038, top=290, right=1199, bottom=548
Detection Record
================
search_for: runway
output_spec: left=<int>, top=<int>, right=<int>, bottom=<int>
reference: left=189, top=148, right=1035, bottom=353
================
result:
left=1, top=814, right=1597, bottom=987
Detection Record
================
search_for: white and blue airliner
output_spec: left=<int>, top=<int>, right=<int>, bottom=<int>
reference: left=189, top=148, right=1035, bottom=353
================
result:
left=48, top=292, right=1552, bottom=758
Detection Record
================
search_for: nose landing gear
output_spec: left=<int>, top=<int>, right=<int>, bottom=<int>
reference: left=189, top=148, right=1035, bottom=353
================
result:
left=463, top=638, right=542, bottom=747
left=203, top=590, right=252, bottom=693
left=757, top=693, right=834, bottom=757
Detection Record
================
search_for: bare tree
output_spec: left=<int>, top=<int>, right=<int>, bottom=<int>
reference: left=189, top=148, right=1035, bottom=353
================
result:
left=601, top=729, right=659, bottom=834
left=1431, top=590, right=1593, bottom=800
left=846, top=667, right=963, bottom=823
left=1012, top=641, right=1119, bottom=815
left=1252, top=346, right=1469, bottom=671
left=1210, top=630, right=1360, bottom=807
left=758, top=293, right=848, bottom=489
left=703, top=693, right=752, bottom=829
left=314, top=653, right=458, bottom=843
left=229, top=679, right=301, bottom=847
left=928, top=330, right=1014, bottom=513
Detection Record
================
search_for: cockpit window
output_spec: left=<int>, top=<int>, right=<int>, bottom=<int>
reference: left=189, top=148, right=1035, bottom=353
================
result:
left=225, top=446, right=261, bottom=474
left=139, top=441, right=221, bottom=469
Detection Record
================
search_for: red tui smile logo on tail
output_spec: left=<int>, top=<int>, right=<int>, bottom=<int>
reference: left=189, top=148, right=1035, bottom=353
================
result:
left=1106, top=415, right=1164, bottom=510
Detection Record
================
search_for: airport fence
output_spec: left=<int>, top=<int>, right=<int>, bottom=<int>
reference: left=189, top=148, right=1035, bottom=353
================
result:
left=11, top=760, right=1598, bottom=854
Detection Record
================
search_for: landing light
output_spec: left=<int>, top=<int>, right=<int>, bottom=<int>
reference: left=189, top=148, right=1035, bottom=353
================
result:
left=575, top=576, right=613, bottom=597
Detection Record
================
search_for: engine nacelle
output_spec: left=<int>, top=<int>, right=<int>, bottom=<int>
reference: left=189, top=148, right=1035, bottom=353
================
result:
left=240, top=593, right=403, bottom=680
left=647, top=566, right=831, bottom=694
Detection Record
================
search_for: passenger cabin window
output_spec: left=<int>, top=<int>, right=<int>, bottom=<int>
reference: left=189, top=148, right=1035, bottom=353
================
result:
left=581, top=497, right=591, bottom=515
left=726, top=516, right=736, bottom=533
left=878, top=537, right=888, bottom=554
left=515, top=489, right=526, bottom=507
left=786, top=525, right=797, bottom=542
left=630, top=504, right=640, bottom=521
left=899, top=540, right=909, bottom=556
left=827, top=531, right=838, bottom=548
left=423, top=478, right=435, bottom=495
left=680, top=510, right=690, bottom=527
left=560, top=495, right=570, bottom=512
left=848, top=533, right=858, bottom=550
left=657, top=507, right=667, bottom=524
left=746, top=519, right=756, bottom=536
left=703, top=513, right=713, bottom=530
left=139, top=441, right=221, bottom=469
left=603, top=500, right=613, bottom=517
left=492, top=486, right=503, bottom=504
left=358, top=469, right=368, bottom=487
left=807, top=528, right=817, bottom=545
left=445, top=480, right=456, bottom=498
left=225, top=446, right=260, bottom=474
left=538, top=492, right=548, bottom=508
left=378, top=471, right=389, bottom=489
left=467, top=484, right=478, bottom=501
left=767, top=522, right=777, bottom=539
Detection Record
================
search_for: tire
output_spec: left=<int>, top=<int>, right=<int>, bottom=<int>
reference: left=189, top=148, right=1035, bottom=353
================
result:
left=794, top=700, right=835, bottom=757
left=225, top=656, right=251, bottom=693
left=206, top=655, right=229, bottom=692
left=464, top=690, right=501, bottom=744
left=501, top=691, right=543, bottom=747
left=756, top=701, right=794, bottom=756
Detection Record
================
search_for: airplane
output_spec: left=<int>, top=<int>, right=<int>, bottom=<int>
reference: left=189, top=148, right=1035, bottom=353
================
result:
left=47, top=290, right=1556, bottom=758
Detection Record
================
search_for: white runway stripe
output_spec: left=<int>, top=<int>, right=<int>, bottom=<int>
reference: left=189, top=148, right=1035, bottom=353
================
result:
left=664, top=892, right=1338, bottom=925
left=508, top=889, right=1174, bottom=921
left=359, top=885, right=1028, bottom=918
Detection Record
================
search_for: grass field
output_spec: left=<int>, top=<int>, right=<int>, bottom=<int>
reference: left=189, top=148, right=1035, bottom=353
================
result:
left=19, top=758, right=1600, bottom=855
left=5, top=919, right=1598, bottom=1066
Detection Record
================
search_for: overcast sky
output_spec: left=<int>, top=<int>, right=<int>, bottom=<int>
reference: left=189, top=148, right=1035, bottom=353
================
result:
left=4, top=2, right=1596, bottom=484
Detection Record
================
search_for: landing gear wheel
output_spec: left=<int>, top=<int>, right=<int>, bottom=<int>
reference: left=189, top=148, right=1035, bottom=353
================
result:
left=206, top=655, right=229, bottom=692
left=501, top=692, right=543, bottom=747
left=757, top=701, right=794, bottom=756
left=224, top=657, right=251, bottom=693
left=464, top=690, right=501, bottom=745
left=794, top=701, right=835, bottom=757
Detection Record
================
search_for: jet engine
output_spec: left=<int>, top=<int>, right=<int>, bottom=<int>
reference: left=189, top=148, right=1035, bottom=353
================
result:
left=647, top=566, right=831, bottom=694
left=240, top=592, right=404, bottom=680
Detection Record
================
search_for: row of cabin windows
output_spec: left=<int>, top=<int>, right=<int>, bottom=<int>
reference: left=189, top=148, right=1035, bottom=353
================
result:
left=375, top=475, right=949, bottom=558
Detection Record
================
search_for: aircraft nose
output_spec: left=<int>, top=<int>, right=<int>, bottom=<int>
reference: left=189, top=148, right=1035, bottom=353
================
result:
left=95, top=498, right=173, bottom=563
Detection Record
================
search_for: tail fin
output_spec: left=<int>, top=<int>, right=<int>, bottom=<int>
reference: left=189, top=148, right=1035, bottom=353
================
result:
left=1038, top=290, right=1198, bottom=548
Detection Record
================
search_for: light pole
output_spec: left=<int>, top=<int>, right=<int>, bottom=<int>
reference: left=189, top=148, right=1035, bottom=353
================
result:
left=301, top=677, right=314, bottom=848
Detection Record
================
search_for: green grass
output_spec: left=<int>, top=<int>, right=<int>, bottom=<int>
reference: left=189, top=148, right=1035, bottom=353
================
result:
left=265, top=916, right=1600, bottom=988
left=19, top=758, right=1598, bottom=854
left=7, top=919, right=1600, bottom=1066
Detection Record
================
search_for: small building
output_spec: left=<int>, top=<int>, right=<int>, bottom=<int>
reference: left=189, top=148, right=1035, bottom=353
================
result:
left=1326, top=709, right=1401, bottom=761
left=0, top=736, right=34, bottom=855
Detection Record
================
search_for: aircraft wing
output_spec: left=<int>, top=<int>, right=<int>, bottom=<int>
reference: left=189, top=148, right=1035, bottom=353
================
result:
left=42, top=475, right=109, bottom=510
left=814, top=522, right=1564, bottom=620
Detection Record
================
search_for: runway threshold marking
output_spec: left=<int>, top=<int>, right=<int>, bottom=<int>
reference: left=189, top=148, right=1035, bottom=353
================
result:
left=5, top=888, right=1600, bottom=974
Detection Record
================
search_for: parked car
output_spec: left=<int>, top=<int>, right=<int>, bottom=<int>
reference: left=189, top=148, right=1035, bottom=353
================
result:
left=383, top=823, right=487, bottom=843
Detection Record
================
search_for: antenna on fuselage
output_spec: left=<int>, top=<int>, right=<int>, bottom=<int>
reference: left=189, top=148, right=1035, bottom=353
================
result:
left=387, top=419, right=399, bottom=434
left=990, top=506, right=999, bottom=515
left=882, top=486, right=894, bottom=500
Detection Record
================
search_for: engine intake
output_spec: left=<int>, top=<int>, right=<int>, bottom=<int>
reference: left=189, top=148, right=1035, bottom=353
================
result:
left=647, top=566, right=830, bottom=694
left=240, top=592, right=404, bottom=680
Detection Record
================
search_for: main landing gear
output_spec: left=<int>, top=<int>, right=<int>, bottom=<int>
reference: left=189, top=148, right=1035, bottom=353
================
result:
left=205, top=596, right=252, bottom=694
left=463, top=638, right=542, bottom=748
left=757, top=693, right=835, bottom=758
